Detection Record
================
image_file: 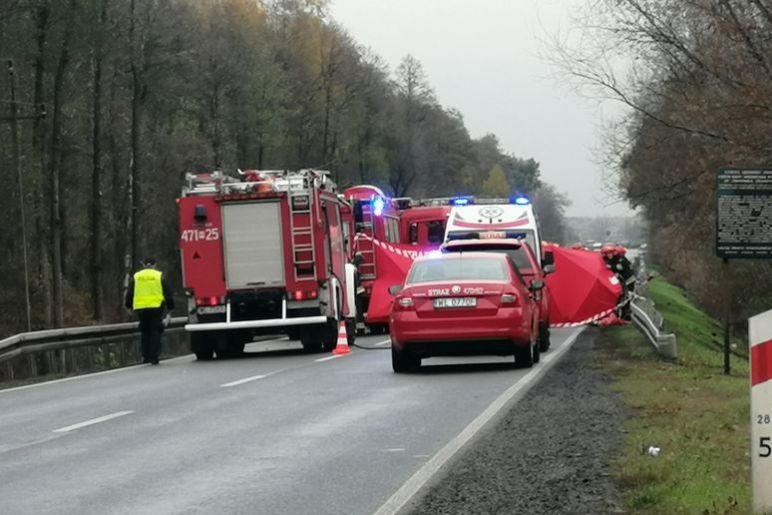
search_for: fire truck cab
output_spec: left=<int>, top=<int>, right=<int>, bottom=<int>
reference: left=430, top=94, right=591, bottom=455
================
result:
left=179, top=169, right=356, bottom=359
left=398, top=200, right=453, bottom=249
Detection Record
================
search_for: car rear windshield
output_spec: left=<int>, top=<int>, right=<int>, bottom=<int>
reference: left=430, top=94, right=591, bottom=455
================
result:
left=449, top=246, right=532, bottom=272
left=406, top=257, right=510, bottom=284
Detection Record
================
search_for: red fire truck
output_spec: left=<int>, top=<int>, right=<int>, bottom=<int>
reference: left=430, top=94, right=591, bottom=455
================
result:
left=179, top=169, right=356, bottom=359
left=343, top=185, right=401, bottom=333
left=398, top=200, right=453, bottom=248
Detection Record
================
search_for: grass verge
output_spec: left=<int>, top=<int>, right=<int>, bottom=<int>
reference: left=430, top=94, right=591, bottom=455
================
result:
left=598, top=276, right=751, bottom=514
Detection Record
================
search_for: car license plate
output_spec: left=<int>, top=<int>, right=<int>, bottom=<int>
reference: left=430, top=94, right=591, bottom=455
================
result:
left=197, top=305, right=226, bottom=315
left=433, top=297, right=477, bottom=309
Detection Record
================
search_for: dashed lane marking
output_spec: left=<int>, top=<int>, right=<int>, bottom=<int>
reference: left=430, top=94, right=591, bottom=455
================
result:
left=220, top=374, right=268, bottom=388
left=0, top=336, right=290, bottom=395
left=375, top=339, right=391, bottom=347
left=52, top=410, right=134, bottom=433
left=315, top=355, right=344, bottom=363
left=373, top=326, right=586, bottom=515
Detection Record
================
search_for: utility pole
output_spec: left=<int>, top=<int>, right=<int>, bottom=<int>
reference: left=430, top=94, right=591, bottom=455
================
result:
left=7, top=59, right=32, bottom=333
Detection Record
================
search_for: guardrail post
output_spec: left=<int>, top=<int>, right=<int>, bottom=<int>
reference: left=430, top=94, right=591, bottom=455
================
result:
left=5, top=361, right=13, bottom=381
left=28, top=354, right=37, bottom=377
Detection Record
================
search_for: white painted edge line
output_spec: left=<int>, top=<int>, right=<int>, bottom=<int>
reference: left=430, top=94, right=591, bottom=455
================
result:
left=53, top=410, right=134, bottom=433
left=375, top=339, right=391, bottom=347
left=220, top=374, right=268, bottom=388
left=373, top=326, right=586, bottom=515
left=315, top=355, right=344, bottom=363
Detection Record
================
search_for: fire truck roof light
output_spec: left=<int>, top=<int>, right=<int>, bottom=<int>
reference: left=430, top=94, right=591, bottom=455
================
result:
left=512, top=195, right=531, bottom=206
left=372, top=196, right=386, bottom=217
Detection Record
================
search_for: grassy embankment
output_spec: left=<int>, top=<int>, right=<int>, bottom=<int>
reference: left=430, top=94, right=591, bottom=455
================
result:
left=599, top=276, right=751, bottom=514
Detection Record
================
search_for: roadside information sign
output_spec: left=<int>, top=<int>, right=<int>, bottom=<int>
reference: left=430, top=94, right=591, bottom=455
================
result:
left=749, top=309, right=772, bottom=513
left=717, top=169, right=772, bottom=259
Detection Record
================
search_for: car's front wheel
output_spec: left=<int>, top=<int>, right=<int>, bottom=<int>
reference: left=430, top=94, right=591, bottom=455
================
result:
left=392, top=346, right=420, bottom=373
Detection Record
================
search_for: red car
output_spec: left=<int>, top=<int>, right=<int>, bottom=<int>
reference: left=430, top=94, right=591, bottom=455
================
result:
left=441, top=238, right=553, bottom=352
left=389, top=252, right=543, bottom=372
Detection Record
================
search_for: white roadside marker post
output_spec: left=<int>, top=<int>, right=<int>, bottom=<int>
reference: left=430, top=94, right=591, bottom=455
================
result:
left=749, top=310, right=772, bottom=514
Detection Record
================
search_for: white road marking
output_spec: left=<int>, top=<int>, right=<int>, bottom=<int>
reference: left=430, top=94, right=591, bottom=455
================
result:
left=375, top=339, right=391, bottom=347
left=52, top=410, right=134, bottom=433
left=0, top=336, right=293, bottom=395
left=220, top=374, right=268, bottom=388
left=315, top=355, right=343, bottom=363
left=384, top=448, right=406, bottom=453
left=373, top=326, right=586, bottom=515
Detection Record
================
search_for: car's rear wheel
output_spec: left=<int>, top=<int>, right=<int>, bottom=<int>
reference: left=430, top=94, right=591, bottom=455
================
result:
left=538, top=323, right=551, bottom=352
left=392, top=346, right=419, bottom=373
left=515, top=343, right=534, bottom=368
left=532, top=336, right=541, bottom=364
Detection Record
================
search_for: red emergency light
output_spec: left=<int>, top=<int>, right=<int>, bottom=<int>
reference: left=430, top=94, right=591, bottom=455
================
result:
left=292, top=289, right=318, bottom=301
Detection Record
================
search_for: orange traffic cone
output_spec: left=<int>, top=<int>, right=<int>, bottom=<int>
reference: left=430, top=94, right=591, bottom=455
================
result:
left=332, top=321, right=351, bottom=355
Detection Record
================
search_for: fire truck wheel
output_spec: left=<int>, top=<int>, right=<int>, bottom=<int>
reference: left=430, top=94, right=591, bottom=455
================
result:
left=190, top=333, right=215, bottom=361
left=321, top=321, right=339, bottom=352
left=300, top=326, right=325, bottom=353
left=345, top=319, right=356, bottom=347
left=195, top=351, right=214, bottom=361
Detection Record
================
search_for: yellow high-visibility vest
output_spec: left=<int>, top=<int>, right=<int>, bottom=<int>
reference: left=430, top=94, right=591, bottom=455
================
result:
left=133, top=269, right=164, bottom=310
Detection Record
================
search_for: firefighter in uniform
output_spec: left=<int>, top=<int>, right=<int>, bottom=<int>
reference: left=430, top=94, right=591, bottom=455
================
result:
left=601, top=245, right=635, bottom=320
left=125, top=258, right=175, bottom=365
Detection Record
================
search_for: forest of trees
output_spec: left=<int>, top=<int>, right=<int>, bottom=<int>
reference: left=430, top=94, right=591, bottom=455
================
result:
left=0, top=0, right=567, bottom=336
left=557, top=0, right=772, bottom=325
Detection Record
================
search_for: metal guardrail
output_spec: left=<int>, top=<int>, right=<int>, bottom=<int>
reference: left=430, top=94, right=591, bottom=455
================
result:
left=0, top=316, right=189, bottom=365
left=630, top=295, right=678, bottom=359
left=627, top=255, right=678, bottom=359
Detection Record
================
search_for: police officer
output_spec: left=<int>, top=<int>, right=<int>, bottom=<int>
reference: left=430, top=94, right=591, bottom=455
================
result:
left=124, top=258, right=175, bottom=365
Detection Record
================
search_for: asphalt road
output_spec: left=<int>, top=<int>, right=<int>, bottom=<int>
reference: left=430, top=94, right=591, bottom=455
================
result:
left=0, top=328, right=582, bottom=515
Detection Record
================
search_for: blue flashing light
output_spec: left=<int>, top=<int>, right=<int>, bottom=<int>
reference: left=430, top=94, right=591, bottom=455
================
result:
left=372, top=196, right=386, bottom=217
left=512, top=195, right=531, bottom=206
left=451, top=196, right=472, bottom=206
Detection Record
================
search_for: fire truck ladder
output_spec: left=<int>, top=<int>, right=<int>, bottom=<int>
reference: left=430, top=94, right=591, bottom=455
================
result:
left=289, top=190, right=318, bottom=283
left=357, top=202, right=377, bottom=281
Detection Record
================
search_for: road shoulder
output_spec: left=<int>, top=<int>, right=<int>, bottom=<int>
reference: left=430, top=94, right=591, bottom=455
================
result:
left=408, top=327, right=627, bottom=514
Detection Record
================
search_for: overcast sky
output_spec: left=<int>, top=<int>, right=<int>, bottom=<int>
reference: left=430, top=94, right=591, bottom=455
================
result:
left=329, top=0, right=632, bottom=218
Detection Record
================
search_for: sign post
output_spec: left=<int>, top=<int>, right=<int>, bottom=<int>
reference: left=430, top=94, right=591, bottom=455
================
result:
left=749, top=309, right=772, bottom=513
left=717, top=169, right=772, bottom=375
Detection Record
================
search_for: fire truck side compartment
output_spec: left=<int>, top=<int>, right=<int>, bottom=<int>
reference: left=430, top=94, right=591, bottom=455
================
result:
left=221, top=201, right=285, bottom=289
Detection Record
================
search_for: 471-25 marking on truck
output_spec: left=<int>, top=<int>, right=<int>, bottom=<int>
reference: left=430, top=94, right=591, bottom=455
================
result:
left=181, top=228, right=220, bottom=242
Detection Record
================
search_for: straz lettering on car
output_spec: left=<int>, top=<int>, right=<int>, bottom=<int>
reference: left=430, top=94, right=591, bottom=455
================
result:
left=428, top=289, right=450, bottom=297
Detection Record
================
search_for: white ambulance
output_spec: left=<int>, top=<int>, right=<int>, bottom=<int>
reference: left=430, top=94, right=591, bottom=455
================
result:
left=443, top=197, right=546, bottom=266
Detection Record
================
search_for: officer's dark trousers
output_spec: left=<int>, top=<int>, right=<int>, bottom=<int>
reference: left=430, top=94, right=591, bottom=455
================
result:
left=137, top=309, right=163, bottom=361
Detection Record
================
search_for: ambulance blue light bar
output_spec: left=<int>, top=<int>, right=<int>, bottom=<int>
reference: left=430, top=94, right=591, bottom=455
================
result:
left=512, top=195, right=531, bottom=206
left=451, top=196, right=473, bottom=206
